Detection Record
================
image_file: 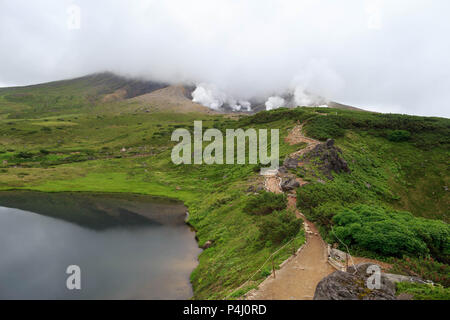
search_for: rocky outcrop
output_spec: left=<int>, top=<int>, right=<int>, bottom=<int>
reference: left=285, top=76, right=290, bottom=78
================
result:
left=280, top=177, right=300, bottom=191
left=303, top=139, right=350, bottom=179
left=283, top=157, right=300, bottom=170
left=314, top=263, right=397, bottom=300
left=382, top=273, right=428, bottom=285
left=246, top=185, right=264, bottom=193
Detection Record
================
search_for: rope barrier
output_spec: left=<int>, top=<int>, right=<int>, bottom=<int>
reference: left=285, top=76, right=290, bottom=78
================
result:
left=330, top=225, right=358, bottom=274
left=224, top=235, right=300, bottom=299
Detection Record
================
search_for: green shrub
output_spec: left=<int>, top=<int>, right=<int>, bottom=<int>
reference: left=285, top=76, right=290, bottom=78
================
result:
left=330, top=205, right=450, bottom=260
left=296, top=181, right=363, bottom=210
left=304, top=115, right=345, bottom=140
left=244, top=191, right=287, bottom=215
left=258, top=209, right=302, bottom=244
left=396, top=282, right=450, bottom=300
left=387, top=130, right=411, bottom=142
left=390, top=256, right=450, bottom=287
left=16, top=151, right=34, bottom=159
left=308, top=202, right=343, bottom=226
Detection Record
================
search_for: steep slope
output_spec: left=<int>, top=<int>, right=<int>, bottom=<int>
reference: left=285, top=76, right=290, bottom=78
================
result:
left=0, top=72, right=168, bottom=118
left=131, top=85, right=214, bottom=114
left=0, top=72, right=168, bottom=99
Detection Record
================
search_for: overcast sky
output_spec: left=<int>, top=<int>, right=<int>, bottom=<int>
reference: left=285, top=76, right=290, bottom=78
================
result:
left=0, top=0, right=449, bottom=117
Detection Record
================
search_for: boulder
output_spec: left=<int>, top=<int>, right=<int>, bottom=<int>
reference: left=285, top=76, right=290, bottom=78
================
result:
left=330, top=248, right=347, bottom=261
left=280, top=178, right=300, bottom=191
left=278, top=166, right=288, bottom=174
left=326, top=139, right=335, bottom=147
left=303, top=140, right=350, bottom=179
left=283, top=157, right=299, bottom=169
left=383, top=273, right=428, bottom=285
left=255, top=185, right=264, bottom=192
left=314, top=263, right=397, bottom=300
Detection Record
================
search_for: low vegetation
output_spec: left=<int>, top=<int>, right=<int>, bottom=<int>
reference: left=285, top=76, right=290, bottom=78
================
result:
left=330, top=205, right=449, bottom=261
left=396, top=282, right=450, bottom=300
left=243, top=191, right=287, bottom=215
left=390, top=256, right=450, bottom=288
left=258, top=209, right=302, bottom=245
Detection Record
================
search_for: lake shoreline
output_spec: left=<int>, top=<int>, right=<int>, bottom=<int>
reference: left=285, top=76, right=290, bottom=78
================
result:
left=0, top=189, right=202, bottom=299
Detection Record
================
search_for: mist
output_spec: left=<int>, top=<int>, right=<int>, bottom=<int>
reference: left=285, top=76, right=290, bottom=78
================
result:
left=0, top=0, right=449, bottom=117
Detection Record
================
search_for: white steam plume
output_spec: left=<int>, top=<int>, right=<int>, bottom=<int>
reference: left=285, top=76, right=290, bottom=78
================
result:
left=192, top=83, right=251, bottom=111
left=192, top=83, right=225, bottom=110
left=265, top=96, right=285, bottom=110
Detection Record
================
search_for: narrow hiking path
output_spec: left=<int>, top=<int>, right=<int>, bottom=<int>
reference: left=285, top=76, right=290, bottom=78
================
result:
left=247, top=123, right=334, bottom=300
left=264, top=175, right=282, bottom=194
left=246, top=196, right=334, bottom=300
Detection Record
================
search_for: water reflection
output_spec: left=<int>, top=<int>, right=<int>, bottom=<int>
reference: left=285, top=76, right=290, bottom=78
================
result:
left=0, top=191, right=200, bottom=300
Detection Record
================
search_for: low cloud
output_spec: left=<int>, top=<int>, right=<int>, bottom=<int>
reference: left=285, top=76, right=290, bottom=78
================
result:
left=0, top=0, right=449, bottom=117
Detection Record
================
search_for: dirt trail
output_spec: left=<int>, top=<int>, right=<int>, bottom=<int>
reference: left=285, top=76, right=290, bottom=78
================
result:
left=247, top=196, right=334, bottom=300
left=248, top=123, right=333, bottom=300
left=264, top=176, right=282, bottom=194
left=285, top=123, right=321, bottom=159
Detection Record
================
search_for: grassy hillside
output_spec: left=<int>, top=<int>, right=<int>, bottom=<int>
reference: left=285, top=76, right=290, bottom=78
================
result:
left=0, top=72, right=167, bottom=119
left=0, top=76, right=449, bottom=298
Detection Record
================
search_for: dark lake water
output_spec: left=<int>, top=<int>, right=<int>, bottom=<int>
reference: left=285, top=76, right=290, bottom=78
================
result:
left=0, top=191, right=201, bottom=299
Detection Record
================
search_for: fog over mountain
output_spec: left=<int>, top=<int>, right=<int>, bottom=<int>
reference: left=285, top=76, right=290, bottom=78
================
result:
left=1, top=0, right=449, bottom=117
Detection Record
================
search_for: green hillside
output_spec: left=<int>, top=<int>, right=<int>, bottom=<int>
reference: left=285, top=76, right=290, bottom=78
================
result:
left=0, top=72, right=167, bottom=119
left=0, top=75, right=448, bottom=298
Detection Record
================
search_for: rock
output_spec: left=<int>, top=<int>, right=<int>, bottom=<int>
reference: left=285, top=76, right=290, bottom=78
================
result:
left=278, top=166, right=288, bottom=174
left=326, top=139, right=335, bottom=147
left=347, top=263, right=396, bottom=294
left=247, top=184, right=264, bottom=193
left=201, top=240, right=213, bottom=249
left=314, top=263, right=397, bottom=300
left=330, top=248, right=347, bottom=261
left=303, top=140, right=350, bottom=179
left=383, top=273, right=427, bottom=285
left=281, top=178, right=300, bottom=191
left=283, top=157, right=299, bottom=169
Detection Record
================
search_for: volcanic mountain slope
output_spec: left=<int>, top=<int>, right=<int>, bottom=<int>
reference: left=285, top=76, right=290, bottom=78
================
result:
left=0, top=72, right=367, bottom=117
left=0, top=72, right=219, bottom=118
left=131, top=85, right=215, bottom=114
left=0, top=72, right=168, bottom=99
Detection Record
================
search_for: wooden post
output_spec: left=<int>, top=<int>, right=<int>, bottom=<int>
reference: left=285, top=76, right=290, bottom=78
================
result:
left=272, top=257, right=276, bottom=278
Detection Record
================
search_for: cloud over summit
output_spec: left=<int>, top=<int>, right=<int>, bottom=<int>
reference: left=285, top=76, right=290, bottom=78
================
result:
left=0, top=0, right=449, bottom=117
